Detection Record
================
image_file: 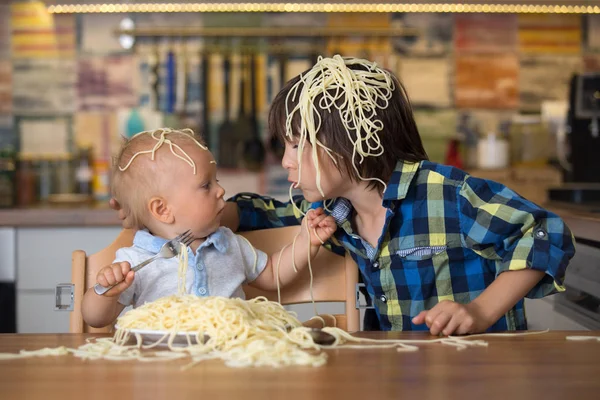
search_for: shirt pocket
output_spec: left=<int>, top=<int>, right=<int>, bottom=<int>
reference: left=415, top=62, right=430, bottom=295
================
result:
left=395, top=245, right=448, bottom=262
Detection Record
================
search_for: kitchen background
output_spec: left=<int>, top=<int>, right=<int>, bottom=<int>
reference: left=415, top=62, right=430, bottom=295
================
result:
left=0, top=0, right=599, bottom=334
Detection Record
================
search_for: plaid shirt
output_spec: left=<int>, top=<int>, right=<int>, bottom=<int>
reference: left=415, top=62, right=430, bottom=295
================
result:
left=229, top=160, right=575, bottom=331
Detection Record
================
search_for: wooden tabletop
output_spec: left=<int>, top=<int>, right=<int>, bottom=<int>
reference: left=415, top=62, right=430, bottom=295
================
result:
left=1, top=331, right=599, bottom=400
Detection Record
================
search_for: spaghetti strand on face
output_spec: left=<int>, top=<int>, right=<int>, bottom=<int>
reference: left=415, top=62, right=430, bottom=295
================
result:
left=285, top=55, right=393, bottom=205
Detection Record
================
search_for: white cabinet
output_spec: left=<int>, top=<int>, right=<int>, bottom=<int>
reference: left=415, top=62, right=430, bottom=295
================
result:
left=18, top=292, right=70, bottom=333
left=16, top=227, right=122, bottom=333
left=525, top=296, right=588, bottom=331
left=0, top=227, right=15, bottom=282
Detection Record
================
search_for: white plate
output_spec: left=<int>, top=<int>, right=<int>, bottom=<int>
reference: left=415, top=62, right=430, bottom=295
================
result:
left=116, top=325, right=208, bottom=347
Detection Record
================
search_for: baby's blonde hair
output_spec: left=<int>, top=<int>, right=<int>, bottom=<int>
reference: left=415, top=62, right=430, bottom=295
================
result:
left=112, top=128, right=208, bottom=229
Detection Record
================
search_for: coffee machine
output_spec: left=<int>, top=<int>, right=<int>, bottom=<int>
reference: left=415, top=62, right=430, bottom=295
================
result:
left=549, top=73, right=600, bottom=204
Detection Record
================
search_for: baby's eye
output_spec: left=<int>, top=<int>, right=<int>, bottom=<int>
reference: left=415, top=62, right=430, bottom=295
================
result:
left=200, top=183, right=210, bottom=190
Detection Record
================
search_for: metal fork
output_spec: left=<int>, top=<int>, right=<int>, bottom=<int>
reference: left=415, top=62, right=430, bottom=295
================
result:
left=94, top=230, right=195, bottom=296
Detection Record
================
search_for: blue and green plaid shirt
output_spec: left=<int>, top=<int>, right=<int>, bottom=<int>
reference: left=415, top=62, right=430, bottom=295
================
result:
left=228, top=160, right=576, bottom=331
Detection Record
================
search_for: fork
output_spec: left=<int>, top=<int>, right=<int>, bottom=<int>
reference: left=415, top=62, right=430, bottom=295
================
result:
left=94, top=230, right=195, bottom=296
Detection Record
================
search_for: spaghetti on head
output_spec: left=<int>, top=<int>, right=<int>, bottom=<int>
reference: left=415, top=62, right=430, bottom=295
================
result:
left=111, top=128, right=212, bottom=230
left=268, top=55, right=427, bottom=212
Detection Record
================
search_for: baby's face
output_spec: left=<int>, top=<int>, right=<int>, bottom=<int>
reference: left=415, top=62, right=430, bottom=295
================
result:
left=162, top=145, right=226, bottom=239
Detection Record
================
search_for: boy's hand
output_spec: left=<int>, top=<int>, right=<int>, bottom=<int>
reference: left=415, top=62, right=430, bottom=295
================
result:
left=96, top=262, right=134, bottom=297
left=302, top=208, right=337, bottom=246
left=411, top=300, right=491, bottom=336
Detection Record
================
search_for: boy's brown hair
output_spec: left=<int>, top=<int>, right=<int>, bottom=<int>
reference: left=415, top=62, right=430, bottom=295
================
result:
left=268, top=59, right=428, bottom=194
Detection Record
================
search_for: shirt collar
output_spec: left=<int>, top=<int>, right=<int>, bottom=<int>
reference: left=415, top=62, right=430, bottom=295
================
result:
left=325, top=160, right=421, bottom=224
left=133, top=227, right=229, bottom=254
left=382, top=160, right=421, bottom=205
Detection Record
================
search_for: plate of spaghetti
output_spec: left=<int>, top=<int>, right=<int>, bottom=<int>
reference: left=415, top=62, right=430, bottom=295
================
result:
left=115, top=326, right=209, bottom=347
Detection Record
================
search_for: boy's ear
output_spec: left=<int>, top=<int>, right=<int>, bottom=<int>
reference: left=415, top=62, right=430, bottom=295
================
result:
left=148, top=197, right=174, bottom=224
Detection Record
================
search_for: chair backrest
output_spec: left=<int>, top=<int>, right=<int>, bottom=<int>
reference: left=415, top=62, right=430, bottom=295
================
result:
left=71, top=226, right=359, bottom=333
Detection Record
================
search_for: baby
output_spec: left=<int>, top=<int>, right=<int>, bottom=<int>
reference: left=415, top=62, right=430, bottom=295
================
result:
left=82, top=128, right=335, bottom=328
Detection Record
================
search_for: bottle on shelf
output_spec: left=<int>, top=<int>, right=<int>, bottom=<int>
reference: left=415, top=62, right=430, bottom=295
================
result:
left=92, top=159, right=111, bottom=202
left=16, top=154, right=37, bottom=207
left=74, top=147, right=94, bottom=198
left=54, top=154, right=75, bottom=195
left=36, top=156, right=53, bottom=203
left=0, top=146, right=16, bottom=208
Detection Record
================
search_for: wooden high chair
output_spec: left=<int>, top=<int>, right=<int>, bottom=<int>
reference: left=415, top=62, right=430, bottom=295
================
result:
left=67, top=226, right=360, bottom=333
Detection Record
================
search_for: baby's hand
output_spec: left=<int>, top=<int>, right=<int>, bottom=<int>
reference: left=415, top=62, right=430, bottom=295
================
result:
left=96, top=262, right=134, bottom=297
left=303, top=208, right=337, bottom=246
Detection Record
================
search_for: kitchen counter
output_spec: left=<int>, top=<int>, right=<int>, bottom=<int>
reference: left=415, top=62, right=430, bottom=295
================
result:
left=0, top=204, right=121, bottom=227
left=1, top=200, right=599, bottom=234
left=547, top=202, right=600, bottom=242
left=0, top=331, right=599, bottom=400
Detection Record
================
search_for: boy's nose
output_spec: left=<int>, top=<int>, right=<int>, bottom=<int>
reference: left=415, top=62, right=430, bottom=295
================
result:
left=281, top=148, right=295, bottom=170
left=217, top=184, right=225, bottom=198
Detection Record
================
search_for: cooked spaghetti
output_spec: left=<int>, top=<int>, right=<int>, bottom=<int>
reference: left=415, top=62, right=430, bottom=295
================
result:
left=285, top=55, right=393, bottom=202
left=0, top=294, right=551, bottom=366
left=119, top=128, right=213, bottom=174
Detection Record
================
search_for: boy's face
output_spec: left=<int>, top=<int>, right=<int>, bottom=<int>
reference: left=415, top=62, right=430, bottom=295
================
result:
left=163, top=145, right=226, bottom=239
left=282, top=137, right=346, bottom=202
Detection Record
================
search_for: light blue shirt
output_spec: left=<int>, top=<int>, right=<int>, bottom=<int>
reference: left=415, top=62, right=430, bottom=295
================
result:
left=116, top=227, right=268, bottom=308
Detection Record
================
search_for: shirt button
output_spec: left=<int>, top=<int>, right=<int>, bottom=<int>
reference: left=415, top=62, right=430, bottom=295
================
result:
left=535, top=229, right=547, bottom=239
left=199, top=287, right=207, bottom=295
left=197, top=263, right=204, bottom=271
left=379, top=295, right=387, bottom=303
left=373, top=261, right=380, bottom=269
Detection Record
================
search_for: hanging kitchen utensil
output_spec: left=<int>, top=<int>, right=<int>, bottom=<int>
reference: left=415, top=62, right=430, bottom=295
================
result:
left=200, top=41, right=211, bottom=147
left=268, top=51, right=287, bottom=159
left=150, top=37, right=159, bottom=112
left=165, top=45, right=176, bottom=114
left=174, top=37, right=187, bottom=116
left=217, top=47, right=237, bottom=168
left=233, top=50, right=253, bottom=169
left=242, top=51, right=266, bottom=171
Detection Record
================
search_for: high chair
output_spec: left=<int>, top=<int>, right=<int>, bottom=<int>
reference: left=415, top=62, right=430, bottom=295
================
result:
left=64, top=226, right=360, bottom=333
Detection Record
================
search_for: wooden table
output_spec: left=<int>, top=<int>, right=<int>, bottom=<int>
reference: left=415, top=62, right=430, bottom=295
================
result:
left=1, top=331, right=599, bottom=400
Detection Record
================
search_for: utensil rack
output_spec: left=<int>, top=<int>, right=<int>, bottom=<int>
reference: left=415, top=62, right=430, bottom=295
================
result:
left=115, top=26, right=419, bottom=38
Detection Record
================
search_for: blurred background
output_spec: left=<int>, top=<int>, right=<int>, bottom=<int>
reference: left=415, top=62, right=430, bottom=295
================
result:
left=0, top=0, right=599, bottom=334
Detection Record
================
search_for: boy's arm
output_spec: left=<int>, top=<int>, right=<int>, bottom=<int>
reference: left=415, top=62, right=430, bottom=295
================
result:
left=251, top=233, right=321, bottom=291
left=82, top=289, right=127, bottom=328
left=468, top=268, right=545, bottom=330
left=81, top=256, right=135, bottom=329
left=250, top=211, right=336, bottom=291
left=458, top=175, right=575, bottom=298
left=225, top=192, right=310, bottom=232
left=414, top=174, right=575, bottom=335
left=413, top=268, right=545, bottom=335
left=225, top=193, right=347, bottom=257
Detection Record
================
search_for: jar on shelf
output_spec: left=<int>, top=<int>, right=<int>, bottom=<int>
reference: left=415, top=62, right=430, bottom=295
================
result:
left=16, top=154, right=37, bottom=207
left=36, top=156, right=53, bottom=203
left=0, top=146, right=16, bottom=208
